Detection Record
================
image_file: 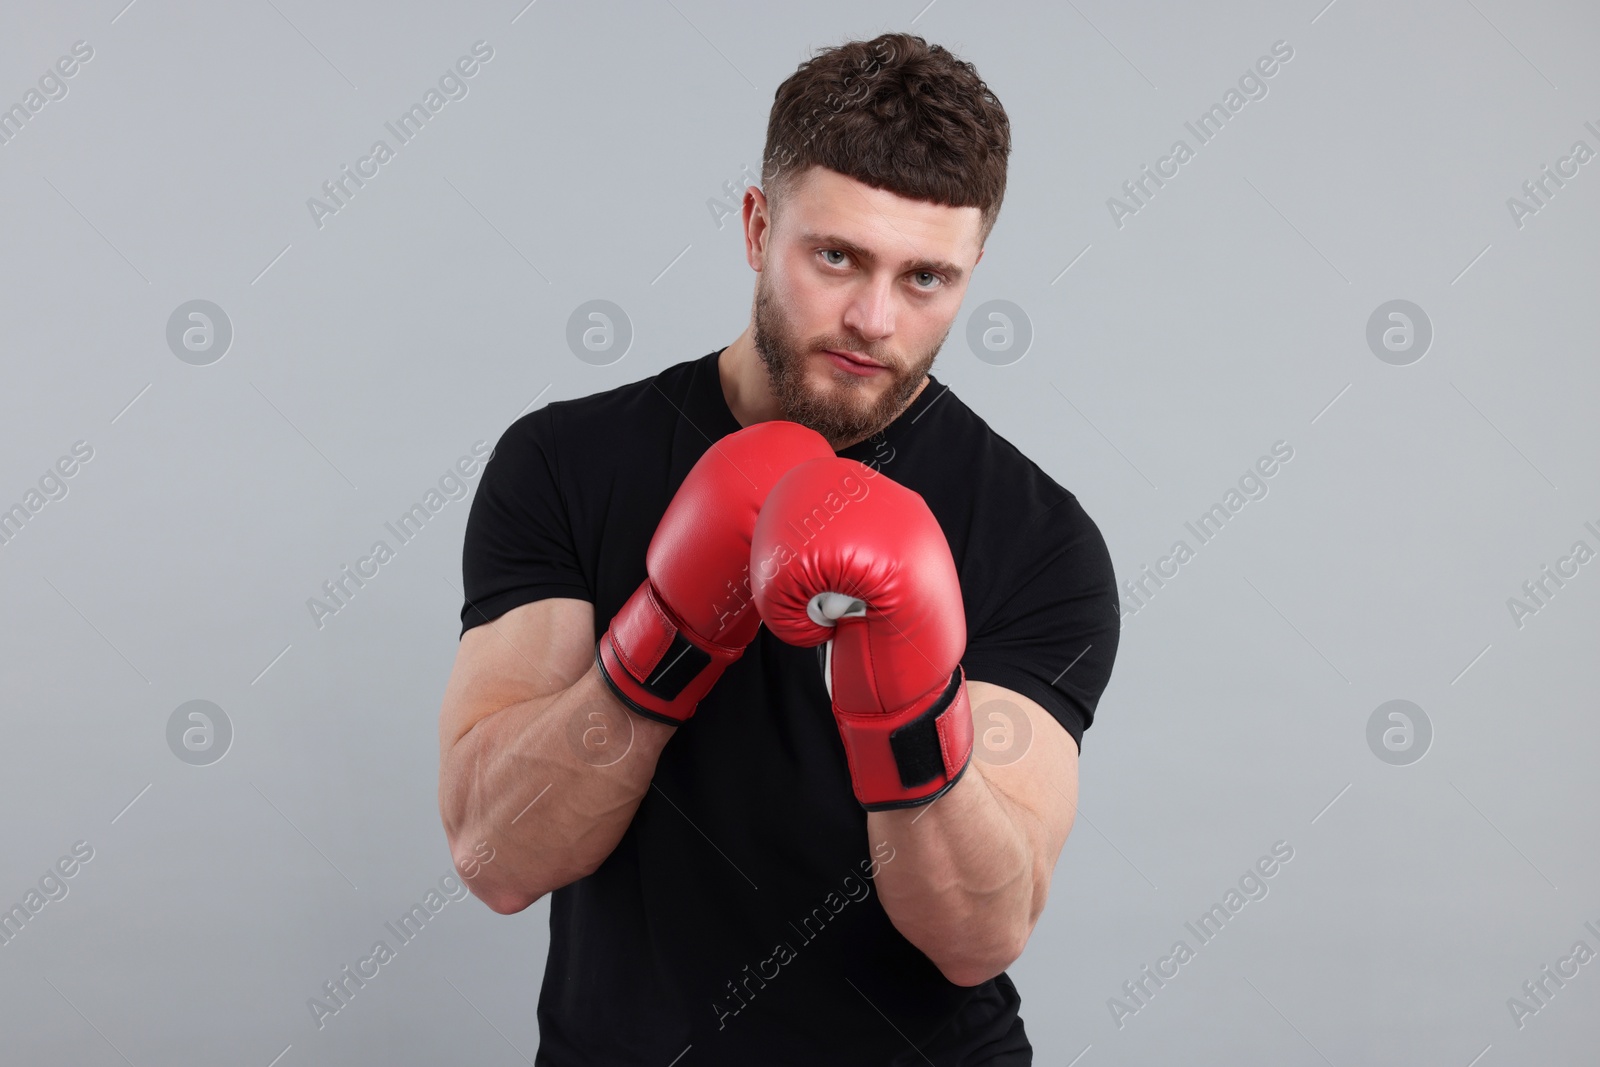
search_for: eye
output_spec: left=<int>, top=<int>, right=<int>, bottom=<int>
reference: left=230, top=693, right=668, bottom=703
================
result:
left=820, top=249, right=850, bottom=267
left=911, top=270, right=943, bottom=290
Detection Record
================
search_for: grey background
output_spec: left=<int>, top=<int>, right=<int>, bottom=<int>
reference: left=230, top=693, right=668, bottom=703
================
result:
left=2, top=0, right=1596, bottom=1064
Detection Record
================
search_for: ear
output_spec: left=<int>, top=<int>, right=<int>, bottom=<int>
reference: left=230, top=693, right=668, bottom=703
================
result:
left=744, top=185, right=771, bottom=272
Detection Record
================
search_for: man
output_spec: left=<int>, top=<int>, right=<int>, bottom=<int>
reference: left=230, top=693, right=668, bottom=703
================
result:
left=438, top=32, right=1120, bottom=1065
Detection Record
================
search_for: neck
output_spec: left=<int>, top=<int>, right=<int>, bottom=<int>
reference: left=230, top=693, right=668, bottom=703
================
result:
left=719, top=326, right=780, bottom=427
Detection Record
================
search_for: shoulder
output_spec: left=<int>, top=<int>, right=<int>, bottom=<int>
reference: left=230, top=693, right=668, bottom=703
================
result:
left=932, top=386, right=1094, bottom=532
left=490, top=356, right=702, bottom=467
left=922, top=389, right=1117, bottom=614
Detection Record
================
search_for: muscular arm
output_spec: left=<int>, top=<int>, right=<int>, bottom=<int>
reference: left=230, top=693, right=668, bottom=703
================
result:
left=869, top=680, right=1079, bottom=986
left=437, top=597, right=676, bottom=914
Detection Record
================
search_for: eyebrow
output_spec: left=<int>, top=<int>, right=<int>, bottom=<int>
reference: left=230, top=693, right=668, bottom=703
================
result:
left=797, top=230, right=967, bottom=283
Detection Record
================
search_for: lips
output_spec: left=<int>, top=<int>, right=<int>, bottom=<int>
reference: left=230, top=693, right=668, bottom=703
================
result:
left=824, top=349, right=884, bottom=369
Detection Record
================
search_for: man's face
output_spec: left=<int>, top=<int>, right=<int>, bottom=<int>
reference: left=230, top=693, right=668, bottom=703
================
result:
left=748, top=167, right=985, bottom=448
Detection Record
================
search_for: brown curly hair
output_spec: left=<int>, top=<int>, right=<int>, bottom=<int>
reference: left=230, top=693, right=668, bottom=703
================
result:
left=762, top=32, right=1011, bottom=245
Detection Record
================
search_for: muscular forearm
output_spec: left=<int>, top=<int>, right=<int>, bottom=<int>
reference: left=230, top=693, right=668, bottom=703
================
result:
left=440, top=662, right=676, bottom=912
left=869, top=763, right=1034, bottom=987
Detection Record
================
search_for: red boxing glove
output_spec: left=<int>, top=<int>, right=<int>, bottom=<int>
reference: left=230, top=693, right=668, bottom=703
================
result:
left=751, top=457, right=974, bottom=810
left=597, top=421, right=834, bottom=725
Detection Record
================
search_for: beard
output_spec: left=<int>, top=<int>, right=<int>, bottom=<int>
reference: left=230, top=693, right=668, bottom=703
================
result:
left=751, top=272, right=943, bottom=449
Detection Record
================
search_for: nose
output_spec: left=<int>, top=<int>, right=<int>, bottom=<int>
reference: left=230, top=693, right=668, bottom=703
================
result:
left=842, top=276, right=895, bottom=344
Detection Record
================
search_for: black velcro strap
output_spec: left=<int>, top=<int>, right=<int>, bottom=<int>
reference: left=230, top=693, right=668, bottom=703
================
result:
left=639, top=631, right=713, bottom=700
left=887, top=667, right=962, bottom=789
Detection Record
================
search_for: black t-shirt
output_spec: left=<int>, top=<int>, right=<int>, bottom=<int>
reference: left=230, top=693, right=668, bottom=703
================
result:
left=458, top=350, right=1121, bottom=1066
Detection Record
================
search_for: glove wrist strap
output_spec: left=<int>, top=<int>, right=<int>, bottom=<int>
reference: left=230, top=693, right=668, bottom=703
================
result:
left=597, top=580, right=742, bottom=726
left=836, top=665, right=975, bottom=812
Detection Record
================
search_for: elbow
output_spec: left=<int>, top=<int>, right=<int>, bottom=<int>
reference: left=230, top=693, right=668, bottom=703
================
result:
left=444, top=829, right=542, bottom=916
left=938, top=957, right=1011, bottom=989
left=478, top=865, right=595, bottom=914
left=440, top=775, right=538, bottom=915
left=439, top=777, right=601, bottom=915
left=445, top=830, right=592, bottom=916
left=935, top=931, right=1028, bottom=988
left=453, top=850, right=545, bottom=916
left=480, top=885, right=542, bottom=915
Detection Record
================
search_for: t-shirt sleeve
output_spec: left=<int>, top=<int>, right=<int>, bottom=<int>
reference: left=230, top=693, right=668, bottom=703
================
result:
left=459, top=406, right=592, bottom=639
left=961, top=495, right=1121, bottom=753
